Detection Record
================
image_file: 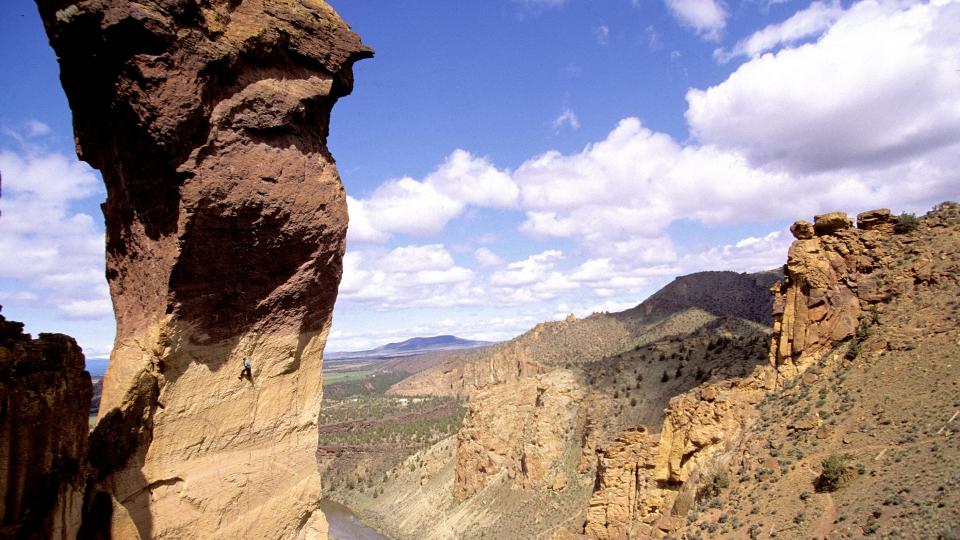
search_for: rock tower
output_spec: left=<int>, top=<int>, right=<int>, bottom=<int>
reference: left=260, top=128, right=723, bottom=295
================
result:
left=34, top=0, right=371, bottom=536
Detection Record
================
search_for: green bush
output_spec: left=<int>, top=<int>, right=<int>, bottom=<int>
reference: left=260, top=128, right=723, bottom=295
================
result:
left=894, top=212, right=919, bottom=234
left=817, top=453, right=850, bottom=491
left=698, top=471, right=729, bottom=500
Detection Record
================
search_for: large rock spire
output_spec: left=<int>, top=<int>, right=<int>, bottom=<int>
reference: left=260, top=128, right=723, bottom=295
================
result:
left=34, top=0, right=371, bottom=536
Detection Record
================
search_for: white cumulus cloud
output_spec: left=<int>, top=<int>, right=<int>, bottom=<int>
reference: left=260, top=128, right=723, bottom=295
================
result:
left=490, top=250, right=564, bottom=287
left=682, top=230, right=792, bottom=273
left=338, top=245, right=477, bottom=308
left=379, top=244, right=455, bottom=272
left=714, top=1, right=844, bottom=63
left=0, top=147, right=109, bottom=320
left=688, top=0, right=960, bottom=174
left=474, top=247, right=504, bottom=268
left=346, top=150, right=517, bottom=244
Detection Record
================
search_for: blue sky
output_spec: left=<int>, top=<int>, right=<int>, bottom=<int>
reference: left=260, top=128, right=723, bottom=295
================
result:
left=1, top=0, right=958, bottom=355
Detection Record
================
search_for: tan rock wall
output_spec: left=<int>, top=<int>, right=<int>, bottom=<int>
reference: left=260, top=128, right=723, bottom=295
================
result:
left=583, top=428, right=660, bottom=540
left=653, top=377, right=768, bottom=485
left=454, top=370, right=583, bottom=499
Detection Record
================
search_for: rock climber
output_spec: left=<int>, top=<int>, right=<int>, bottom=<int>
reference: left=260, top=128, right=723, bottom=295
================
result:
left=239, top=356, right=252, bottom=380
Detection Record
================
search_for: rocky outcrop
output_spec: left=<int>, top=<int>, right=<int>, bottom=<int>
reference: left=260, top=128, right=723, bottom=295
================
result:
left=0, top=311, right=92, bottom=539
left=653, top=377, right=769, bottom=486
left=454, top=370, right=583, bottom=499
left=771, top=209, right=897, bottom=377
left=582, top=373, right=773, bottom=539
left=35, top=0, right=371, bottom=537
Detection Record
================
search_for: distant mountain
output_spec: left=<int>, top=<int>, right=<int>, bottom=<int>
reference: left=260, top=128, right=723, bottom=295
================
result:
left=388, top=269, right=780, bottom=398
left=327, top=335, right=492, bottom=360
left=617, top=269, right=782, bottom=326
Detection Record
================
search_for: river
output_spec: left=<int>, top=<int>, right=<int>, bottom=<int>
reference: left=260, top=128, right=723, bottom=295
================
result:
left=320, top=499, right=389, bottom=540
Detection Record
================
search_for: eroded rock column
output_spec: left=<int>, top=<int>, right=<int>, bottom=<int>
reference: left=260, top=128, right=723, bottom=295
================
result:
left=34, top=1, right=371, bottom=537
left=0, top=311, right=92, bottom=539
left=770, top=210, right=895, bottom=376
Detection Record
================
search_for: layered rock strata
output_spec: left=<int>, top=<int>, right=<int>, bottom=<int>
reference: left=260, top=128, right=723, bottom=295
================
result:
left=0, top=311, right=92, bottom=539
left=34, top=1, right=371, bottom=537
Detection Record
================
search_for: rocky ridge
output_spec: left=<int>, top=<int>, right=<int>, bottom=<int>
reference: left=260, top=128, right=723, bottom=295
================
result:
left=34, top=0, right=370, bottom=537
left=582, top=205, right=960, bottom=539
left=343, top=205, right=959, bottom=540
left=388, top=270, right=777, bottom=399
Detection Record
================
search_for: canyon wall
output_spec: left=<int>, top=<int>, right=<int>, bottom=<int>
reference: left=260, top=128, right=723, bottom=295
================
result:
left=454, top=370, right=584, bottom=499
left=34, top=0, right=371, bottom=537
left=388, top=315, right=638, bottom=399
left=0, top=311, right=92, bottom=539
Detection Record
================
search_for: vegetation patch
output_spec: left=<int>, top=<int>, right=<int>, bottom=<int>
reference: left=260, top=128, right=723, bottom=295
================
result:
left=817, top=453, right=853, bottom=492
left=319, top=367, right=467, bottom=499
left=698, top=471, right=730, bottom=501
left=894, top=212, right=919, bottom=234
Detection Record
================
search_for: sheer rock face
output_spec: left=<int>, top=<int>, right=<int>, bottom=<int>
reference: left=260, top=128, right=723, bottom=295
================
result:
left=453, top=370, right=583, bottom=499
left=583, top=427, right=659, bottom=540
left=34, top=1, right=371, bottom=537
left=0, top=312, right=92, bottom=539
left=582, top=375, right=772, bottom=539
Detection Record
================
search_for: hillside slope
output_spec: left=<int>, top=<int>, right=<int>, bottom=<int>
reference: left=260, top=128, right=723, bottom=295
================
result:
left=584, top=205, right=960, bottom=539
left=333, top=268, right=778, bottom=538
left=338, top=317, right=772, bottom=540
left=617, top=270, right=781, bottom=326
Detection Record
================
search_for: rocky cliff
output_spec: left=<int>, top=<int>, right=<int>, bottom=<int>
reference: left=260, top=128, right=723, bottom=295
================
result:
left=454, top=370, right=584, bottom=499
left=0, top=310, right=92, bottom=539
left=771, top=210, right=895, bottom=377
left=34, top=0, right=371, bottom=537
